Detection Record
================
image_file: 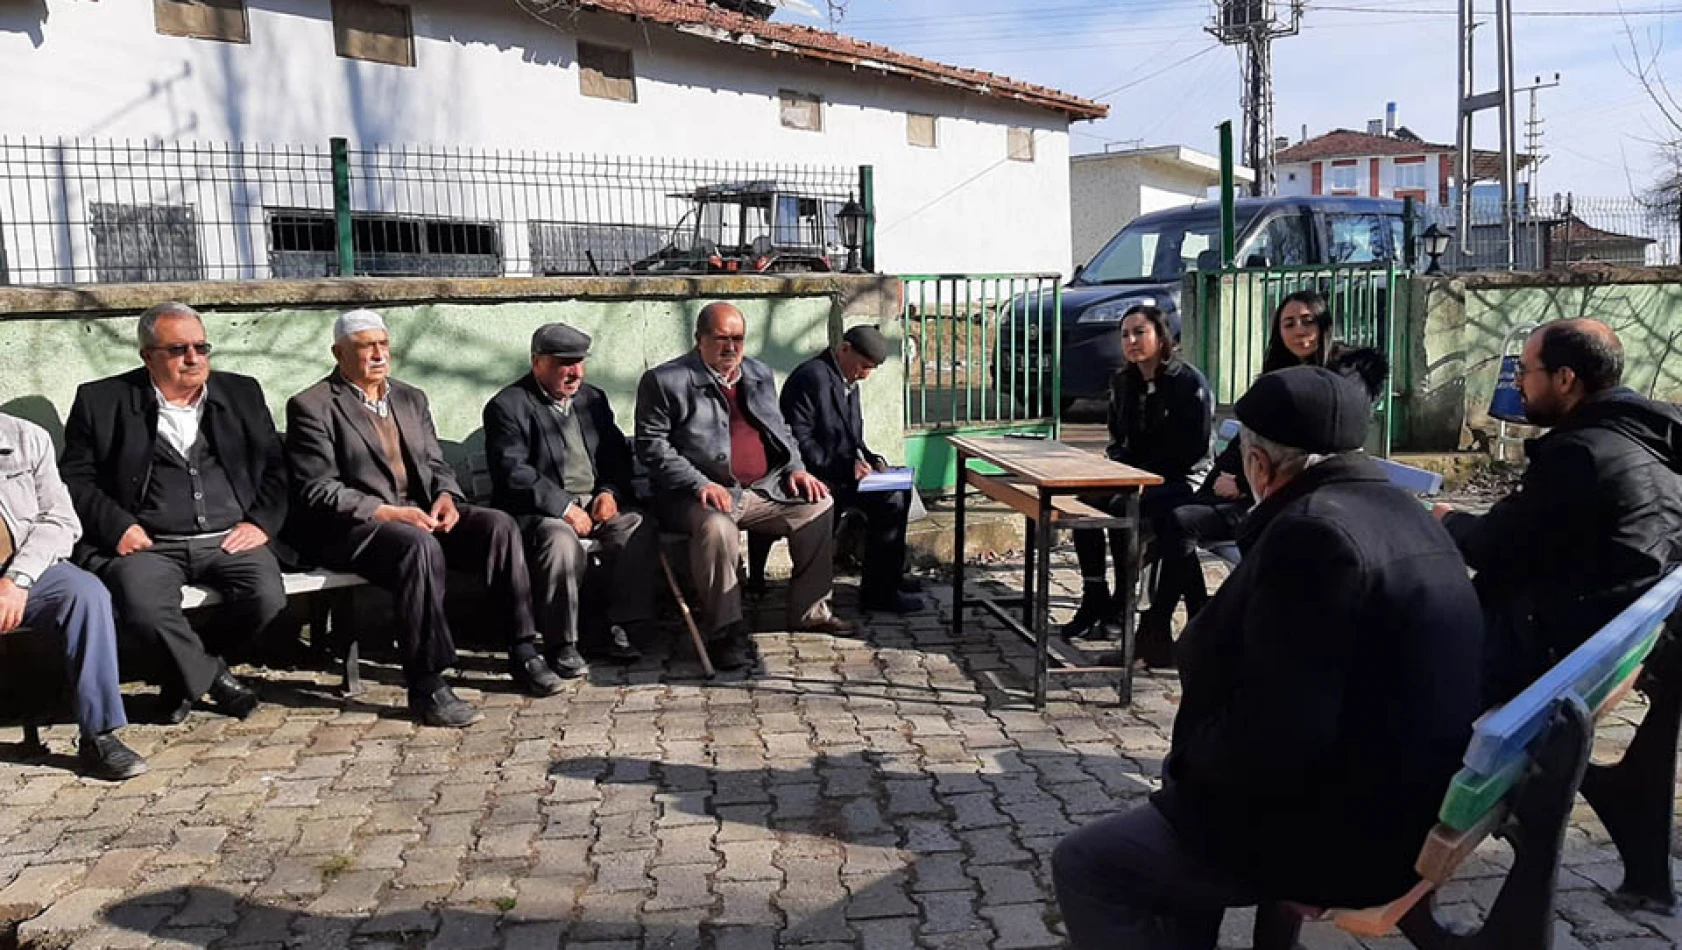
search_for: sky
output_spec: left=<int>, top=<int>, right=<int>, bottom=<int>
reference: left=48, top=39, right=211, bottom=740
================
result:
left=783, top=0, right=1682, bottom=201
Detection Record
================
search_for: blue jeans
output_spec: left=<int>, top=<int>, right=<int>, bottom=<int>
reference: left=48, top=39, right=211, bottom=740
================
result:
left=22, top=562, right=127, bottom=737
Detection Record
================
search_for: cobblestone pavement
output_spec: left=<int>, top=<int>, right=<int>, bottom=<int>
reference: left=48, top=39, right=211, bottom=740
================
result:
left=0, top=552, right=1675, bottom=949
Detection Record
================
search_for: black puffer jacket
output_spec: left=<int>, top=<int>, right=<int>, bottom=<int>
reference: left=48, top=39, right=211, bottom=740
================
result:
left=1155, top=454, right=1484, bottom=907
left=1106, top=359, right=1212, bottom=487
left=1444, top=387, right=1682, bottom=702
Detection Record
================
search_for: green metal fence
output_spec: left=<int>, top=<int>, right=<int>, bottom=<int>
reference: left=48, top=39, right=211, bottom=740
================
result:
left=901, top=273, right=1062, bottom=491
left=1184, top=263, right=1407, bottom=455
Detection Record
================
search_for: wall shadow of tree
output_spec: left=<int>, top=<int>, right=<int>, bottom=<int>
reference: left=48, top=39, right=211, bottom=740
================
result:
left=94, top=749, right=1157, bottom=946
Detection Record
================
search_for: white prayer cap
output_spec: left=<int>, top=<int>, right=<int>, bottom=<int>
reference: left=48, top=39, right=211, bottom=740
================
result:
left=333, top=309, right=387, bottom=342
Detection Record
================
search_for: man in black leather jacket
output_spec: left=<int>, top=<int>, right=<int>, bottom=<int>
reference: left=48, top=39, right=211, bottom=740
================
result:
left=1436, top=319, right=1682, bottom=703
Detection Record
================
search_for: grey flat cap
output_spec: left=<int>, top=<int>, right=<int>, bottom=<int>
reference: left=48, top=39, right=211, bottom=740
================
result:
left=842, top=325, right=890, bottom=365
left=531, top=323, right=592, bottom=360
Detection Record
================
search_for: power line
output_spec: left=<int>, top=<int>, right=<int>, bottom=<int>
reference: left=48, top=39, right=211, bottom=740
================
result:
left=1308, top=3, right=1681, bottom=16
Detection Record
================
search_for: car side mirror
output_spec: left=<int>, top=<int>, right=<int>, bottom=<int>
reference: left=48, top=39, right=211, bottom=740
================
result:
left=1071, top=263, right=1086, bottom=282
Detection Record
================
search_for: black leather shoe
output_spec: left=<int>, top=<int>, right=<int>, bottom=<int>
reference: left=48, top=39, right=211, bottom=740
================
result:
left=862, top=591, right=926, bottom=615
left=513, top=655, right=566, bottom=697
left=78, top=733, right=148, bottom=781
left=706, top=636, right=753, bottom=672
left=409, top=685, right=484, bottom=728
left=156, top=687, right=193, bottom=725
left=549, top=645, right=589, bottom=678
left=1061, top=589, right=1113, bottom=640
left=597, top=625, right=642, bottom=664
left=208, top=667, right=260, bottom=720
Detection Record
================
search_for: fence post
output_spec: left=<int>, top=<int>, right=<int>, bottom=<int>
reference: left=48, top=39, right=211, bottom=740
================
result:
left=1218, top=121, right=1235, bottom=268
left=1402, top=196, right=1417, bottom=269
left=331, top=137, right=354, bottom=278
left=859, top=165, right=876, bottom=273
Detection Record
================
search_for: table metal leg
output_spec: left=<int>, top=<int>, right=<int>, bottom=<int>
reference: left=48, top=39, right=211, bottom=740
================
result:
left=1034, top=492, right=1054, bottom=709
left=953, top=453, right=967, bottom=639
left=1116, top=490, right=1142, bottom=705
left=1022, top=515, right=1036, bottom=627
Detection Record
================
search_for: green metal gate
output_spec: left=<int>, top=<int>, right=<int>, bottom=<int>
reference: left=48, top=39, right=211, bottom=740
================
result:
left=901, top=273, right=1062, bottom=492
left=1182, top=263, right=1409, bottom=455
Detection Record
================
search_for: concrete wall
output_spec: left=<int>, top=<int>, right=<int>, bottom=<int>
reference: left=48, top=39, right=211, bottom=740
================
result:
left=1069, top=154, right=1220, bottom=271
left=0, top=275, right=905, bottom=473
left=1402, top=266, right=1682, bottom=450
left=0, top=0, right=1075, bottom=278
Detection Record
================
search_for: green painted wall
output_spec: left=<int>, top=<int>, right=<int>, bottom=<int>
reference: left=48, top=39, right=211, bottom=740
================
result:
left=1405, top=268, right=1682, bottom=450
left=0, top=276, right=907, bottom=472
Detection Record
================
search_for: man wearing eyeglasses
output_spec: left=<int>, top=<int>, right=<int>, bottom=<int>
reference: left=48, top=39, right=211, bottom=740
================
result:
left=634, top=301, right=853, bottom=673
left=60, top=301, right=288, bottom=724
left=1434, top=319, right=1682, bottom=703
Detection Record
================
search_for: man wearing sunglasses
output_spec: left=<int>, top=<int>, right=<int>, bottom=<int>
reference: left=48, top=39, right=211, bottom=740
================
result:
left=60, top=302, right=288, bottom=724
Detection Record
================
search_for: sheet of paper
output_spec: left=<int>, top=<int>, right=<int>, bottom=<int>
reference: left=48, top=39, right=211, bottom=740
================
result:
left=858, top=466, right=915, bottom=493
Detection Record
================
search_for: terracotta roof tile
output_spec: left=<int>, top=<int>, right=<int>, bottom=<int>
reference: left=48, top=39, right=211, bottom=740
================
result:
left=556, top=0, right=1107, bottom=120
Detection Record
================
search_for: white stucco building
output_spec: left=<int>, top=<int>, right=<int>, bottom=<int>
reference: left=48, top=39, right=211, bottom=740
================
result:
left=1068, top=146, right=1253, bottom=271
left=0, top=0, right=1104, bottom=283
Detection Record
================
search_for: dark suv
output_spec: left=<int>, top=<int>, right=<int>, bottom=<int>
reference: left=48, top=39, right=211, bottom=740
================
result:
left=1001, top=195, right=1411, bottom=409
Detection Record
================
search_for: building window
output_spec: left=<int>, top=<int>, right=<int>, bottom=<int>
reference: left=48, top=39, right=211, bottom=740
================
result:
left=578, top=42, right=636, bottom=103
left=907, top=113, right=938, bottom=149
left=1327, top=162, right=1360, bottom=193
left=91, top=203, right=204, bottom=283
left=154, top=0, right=249, bottom=43
left=265, top=209, right=501, bottom=277
left=332, top=0, right=414, bottom=68
left=1007, top=127, right=1035, bottom=162
left=1393, top=160, right=1428, bottom=191
left=779, top=91, right=823, bottom=132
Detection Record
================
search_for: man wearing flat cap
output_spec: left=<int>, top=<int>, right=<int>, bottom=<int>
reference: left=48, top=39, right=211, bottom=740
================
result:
left=780, top=325, right=923, bottom=613
left=286, top=310, right=559, bottom=729
left=483, top=322, right=655, bottom=672
left=1053, top=366, right=1484, bottom=949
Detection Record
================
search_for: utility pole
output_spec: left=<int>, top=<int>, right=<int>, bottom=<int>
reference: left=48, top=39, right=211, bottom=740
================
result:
left=1208, top=0, right=1304, bottom=197
left=1517, top=73, right=1561, bottom=203
left=1457, top=0, right=1519, bottom=269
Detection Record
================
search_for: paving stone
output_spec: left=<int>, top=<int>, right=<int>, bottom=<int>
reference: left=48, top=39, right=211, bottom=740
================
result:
left=0, top=862, right=86, bottom=920
left=15, top=887, right=125, bottom=944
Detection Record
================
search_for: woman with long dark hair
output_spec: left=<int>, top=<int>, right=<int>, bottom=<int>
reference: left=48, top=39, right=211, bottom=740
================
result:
left=1064, top=304, right=1213, bottom=667
left=1143, top=290, right=1388, bottom=667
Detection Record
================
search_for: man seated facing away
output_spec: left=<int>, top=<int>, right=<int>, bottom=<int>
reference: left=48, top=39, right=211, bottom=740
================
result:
left=635, top=301, right=853, bottom=672
left=780, top=325, right=923, bottom=615
left=60, top=302, right=288, bottom=724
left=483, top=322, right=655, bottom=671
left=1436, top=318, right=1682, bottom=704
left=286, top=310, right=558, bottom=728
left=1053, top=367, right=1484, bottom=948
left=0, top=412, right=146, bottom=780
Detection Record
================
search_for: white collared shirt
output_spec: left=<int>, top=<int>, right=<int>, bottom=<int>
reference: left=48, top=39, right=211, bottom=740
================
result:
left=154, top=384, right=207, bottom=457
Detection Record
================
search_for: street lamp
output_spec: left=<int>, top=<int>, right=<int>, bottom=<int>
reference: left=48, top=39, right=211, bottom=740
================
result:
left=1420, top=223, right=1452, bottom=275
left=837, top=194, right=868, bottom=273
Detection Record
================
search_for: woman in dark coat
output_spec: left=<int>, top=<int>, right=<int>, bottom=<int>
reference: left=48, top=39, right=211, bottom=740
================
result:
left=1142, top=291, right=1388, bottom=668
left=1063, top=305, right=1212, bottom=667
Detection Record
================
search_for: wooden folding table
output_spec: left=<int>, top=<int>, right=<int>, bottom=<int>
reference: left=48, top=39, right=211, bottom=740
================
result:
left=948, top=435, right=1162, bottom=709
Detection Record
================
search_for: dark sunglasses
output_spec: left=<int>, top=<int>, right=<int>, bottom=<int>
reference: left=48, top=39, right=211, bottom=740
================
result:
left=149, top=342, right=213, bottom=358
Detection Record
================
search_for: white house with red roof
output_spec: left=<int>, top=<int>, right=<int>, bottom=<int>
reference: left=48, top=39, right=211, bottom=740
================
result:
left=0, top=0, right=1105, bottom=279
left=1275, top=127, right=1526, bottom=207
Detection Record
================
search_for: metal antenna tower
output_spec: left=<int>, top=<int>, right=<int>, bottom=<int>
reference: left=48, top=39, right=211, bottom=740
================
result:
left=1207, top=0, right=1304, bottom=196
left=1457, top=0, right=1519, bottom=268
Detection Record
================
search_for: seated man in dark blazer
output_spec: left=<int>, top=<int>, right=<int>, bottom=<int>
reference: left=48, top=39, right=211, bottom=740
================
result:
left=780, top=325, right=922, bottom=614
left=60, top=302, right=286, bottom=724
left=483, top=322, right=655, bottom=671
left=285, top=310, right=560, bottom=729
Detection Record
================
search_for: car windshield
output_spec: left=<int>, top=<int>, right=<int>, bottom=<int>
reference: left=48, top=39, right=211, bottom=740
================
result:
left=1080, top=208, right=1259, bottom=283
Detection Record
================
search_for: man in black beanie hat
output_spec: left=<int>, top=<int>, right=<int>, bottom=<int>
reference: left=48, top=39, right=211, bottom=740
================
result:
left=1054, top=366, right=1484, bottom=949
left=780, top=325, right=923, bottom=613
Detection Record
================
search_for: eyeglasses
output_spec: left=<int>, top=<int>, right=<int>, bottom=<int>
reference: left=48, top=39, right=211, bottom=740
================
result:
left=149, top=342, right=212, bottom=358
left=1514, top=361, right=1554, bottom=381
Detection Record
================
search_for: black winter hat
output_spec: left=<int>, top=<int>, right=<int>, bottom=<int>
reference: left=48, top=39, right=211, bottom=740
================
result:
left=1234, top=365, right=1370, bottom=454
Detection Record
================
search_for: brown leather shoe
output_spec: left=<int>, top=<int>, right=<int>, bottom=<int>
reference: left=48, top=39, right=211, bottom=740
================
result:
left=797, top=615, right=857, bottom=636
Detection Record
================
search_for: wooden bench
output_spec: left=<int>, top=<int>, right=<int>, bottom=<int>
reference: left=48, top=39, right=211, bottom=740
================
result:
left=1258, top=567, right=1682, bottom=948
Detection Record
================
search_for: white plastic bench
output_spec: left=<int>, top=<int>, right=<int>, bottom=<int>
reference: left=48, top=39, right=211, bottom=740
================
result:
left=180, top=568, right=368, bottom=610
